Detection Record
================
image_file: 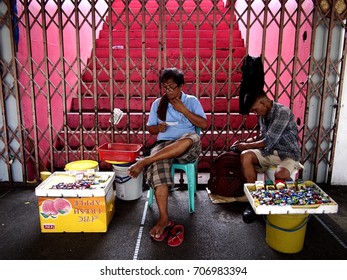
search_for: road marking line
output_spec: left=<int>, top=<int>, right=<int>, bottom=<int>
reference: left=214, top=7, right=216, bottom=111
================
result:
left=314, top=215, right=347, bottom=250
left=133, top=191, right=150, bottom=260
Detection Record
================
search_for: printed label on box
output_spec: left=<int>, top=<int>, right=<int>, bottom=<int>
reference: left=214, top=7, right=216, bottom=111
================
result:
left=37, top=188, right=115, bottom=233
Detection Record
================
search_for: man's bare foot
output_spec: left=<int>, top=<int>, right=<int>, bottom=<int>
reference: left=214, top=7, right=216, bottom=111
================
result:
left=150, top=219, right=172, bottom=239
left=127, top=159, right=146, bottom=178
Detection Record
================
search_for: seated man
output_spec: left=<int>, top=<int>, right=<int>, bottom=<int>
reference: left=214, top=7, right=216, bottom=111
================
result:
left=231, top=90, right=303, bottom=223
left=128, top=68, right=208, bottom=240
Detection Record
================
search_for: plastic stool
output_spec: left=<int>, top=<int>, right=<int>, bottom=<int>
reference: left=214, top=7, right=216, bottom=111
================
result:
left=148, top=159, right=198, bottom=213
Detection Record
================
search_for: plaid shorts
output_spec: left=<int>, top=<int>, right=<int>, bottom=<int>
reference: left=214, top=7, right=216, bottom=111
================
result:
left=146, top=132, right=201, bottom=189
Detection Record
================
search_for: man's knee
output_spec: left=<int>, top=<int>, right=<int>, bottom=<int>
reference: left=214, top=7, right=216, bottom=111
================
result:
left=274, top=167, right=290, bottom=180
left=240, top=150, right=257, bottom=166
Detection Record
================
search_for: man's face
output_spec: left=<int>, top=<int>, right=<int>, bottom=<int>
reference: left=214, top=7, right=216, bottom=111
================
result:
left=250, top=98, right=267, bottom=116
left=162, top=78, right=181, bottom=100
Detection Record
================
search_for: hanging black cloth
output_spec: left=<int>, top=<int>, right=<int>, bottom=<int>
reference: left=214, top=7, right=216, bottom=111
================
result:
left=239, top=55, right=265, bottom=115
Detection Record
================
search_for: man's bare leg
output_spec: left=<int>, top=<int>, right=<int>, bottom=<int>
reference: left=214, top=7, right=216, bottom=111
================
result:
left=149, top=184, right=170, bottom=238
left=235, top=150, right=259, bottom=202
left=128, top=138, right=193, bottom=178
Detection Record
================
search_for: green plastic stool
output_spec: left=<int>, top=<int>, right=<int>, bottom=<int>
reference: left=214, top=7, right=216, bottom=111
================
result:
left=148, top=128, right=200, bottom=213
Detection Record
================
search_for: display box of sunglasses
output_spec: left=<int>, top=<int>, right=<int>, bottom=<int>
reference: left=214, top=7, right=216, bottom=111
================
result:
left=244, top=181, right=338, bottom=215
left=35, top=171, right=115, bottom=233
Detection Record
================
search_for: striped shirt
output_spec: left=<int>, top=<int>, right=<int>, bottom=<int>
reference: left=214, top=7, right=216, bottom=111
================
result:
left=259, top=102, right=301, bottom=161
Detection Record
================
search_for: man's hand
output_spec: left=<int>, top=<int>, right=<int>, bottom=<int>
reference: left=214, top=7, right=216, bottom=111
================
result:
left=169, top=97, right=187, bottom=113
left=158, top=122, right=167, bottom=132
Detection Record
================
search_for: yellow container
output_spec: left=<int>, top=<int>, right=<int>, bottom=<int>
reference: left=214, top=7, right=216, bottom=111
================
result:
left=40, top=171, right=52, bottom=181
left=266, top=214, right=309, bottom=253
left=65, top=160, right=99, bottom=171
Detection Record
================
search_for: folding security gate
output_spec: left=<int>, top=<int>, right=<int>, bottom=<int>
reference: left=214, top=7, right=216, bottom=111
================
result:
left=0, top=0, right=346, bottom=184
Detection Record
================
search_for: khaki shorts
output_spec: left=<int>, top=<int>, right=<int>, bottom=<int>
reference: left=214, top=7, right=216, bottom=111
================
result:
left=250, top=149, right=303, bottom=174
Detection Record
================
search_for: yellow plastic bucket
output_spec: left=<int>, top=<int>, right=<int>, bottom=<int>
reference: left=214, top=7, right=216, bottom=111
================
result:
left=65, top=160, right=99, bottom=171
left=266, top=214, right=309, bottom=254
left=40, top=171, right=52, bottom=181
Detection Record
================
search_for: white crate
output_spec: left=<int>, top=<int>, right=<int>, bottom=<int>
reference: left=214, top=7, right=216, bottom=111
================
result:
left=244, top=183, right=338, bottom=215
left=35, top=171, right=115, bottom=198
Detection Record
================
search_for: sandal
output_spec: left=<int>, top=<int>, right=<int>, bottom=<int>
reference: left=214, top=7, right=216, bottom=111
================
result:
left=167, top=224, right=184, bottom=247
left=152, top=220, right=175, bottom=241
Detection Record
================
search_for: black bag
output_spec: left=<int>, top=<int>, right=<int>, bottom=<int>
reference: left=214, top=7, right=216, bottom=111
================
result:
left=207, top=151, right=245, bottom=197
left=239, top=55, right=265, bottom=115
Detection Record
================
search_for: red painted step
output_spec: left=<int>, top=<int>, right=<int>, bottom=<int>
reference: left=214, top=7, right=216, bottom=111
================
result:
left=80, top=81, right=160, bottom=96
left=66, top=112, right=146, bottom=130
left=80, top=81, right=241, bottom=97
left=206, top=114, right=258, bottom=130
left=82, top=69, right=242, bottom=83
left=86, top=55, right=243, bottom=71
left=55, top=130, right=256, bottom=152
left=91, top=46, right=245, bottom=59
left=98, top=29, right=242, bottom=39
left=70, top=96, right=242, bottom=113
left=95, top=37, right=245, bottom=49
left=66, top=111, right=257, bottom=131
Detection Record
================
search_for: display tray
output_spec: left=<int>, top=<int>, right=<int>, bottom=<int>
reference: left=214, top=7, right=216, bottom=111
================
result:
left=244, top=182, right=338, bottom=215
left=35, top=171, right=115, bottom=198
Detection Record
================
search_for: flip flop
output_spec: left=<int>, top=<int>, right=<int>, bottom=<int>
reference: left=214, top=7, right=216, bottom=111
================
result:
left=152, top=220, right=175, bottom=241
left=167, top=224, right=184, bottom=247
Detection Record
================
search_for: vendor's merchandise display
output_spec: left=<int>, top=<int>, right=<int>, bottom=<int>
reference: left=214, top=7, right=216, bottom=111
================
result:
left=244, top=180, right=338, bottom=214
left=35, top=171, right=115, bottom=233
left=244, top=179, right=338, bottom=253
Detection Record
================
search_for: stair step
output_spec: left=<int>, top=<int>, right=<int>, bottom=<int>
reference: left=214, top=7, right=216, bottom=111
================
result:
left=81, top=81, right=160, bottom=96
left=82, top=68, right=242, bottom=83
left=86, top=55, right=243, bottom=71
left=104, top=19, right=237, bottom=32
left=91, top=47, right=245, bottom=59
left=95, top=37, right=245, bottom=49
left=66, top=111, right=257, bottom=131
left=70, top=96, right=242, bottom=113
left=98, top=29, right=242, bottom=39
left=80, top=81, right=241, bottom=97
left=55, top=130, right=256, bottom=151
left=66, top=112, right=145, bottom=130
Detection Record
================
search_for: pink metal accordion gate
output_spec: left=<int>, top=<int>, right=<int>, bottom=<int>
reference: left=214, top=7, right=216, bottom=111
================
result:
left=0, top=0, right=346, bottom=184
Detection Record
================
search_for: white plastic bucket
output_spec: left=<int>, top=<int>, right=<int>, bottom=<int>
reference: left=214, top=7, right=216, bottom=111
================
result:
left=113, top=163, right=143, bottom=200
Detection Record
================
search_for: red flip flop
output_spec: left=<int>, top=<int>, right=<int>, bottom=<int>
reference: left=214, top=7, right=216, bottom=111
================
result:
left=152, top=220, right=175, bottom=241
left=167, top=224, right=184, bottom=247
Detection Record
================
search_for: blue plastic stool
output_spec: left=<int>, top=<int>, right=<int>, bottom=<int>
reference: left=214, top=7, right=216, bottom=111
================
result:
left=148, top=128, right=200, bottom=213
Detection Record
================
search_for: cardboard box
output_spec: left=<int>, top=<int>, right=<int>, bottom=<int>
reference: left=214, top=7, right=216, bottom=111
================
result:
left=35, top=172, right=115, bottom=233
left=244, top=182, right=338, bottom=215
